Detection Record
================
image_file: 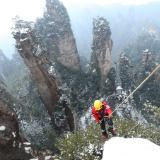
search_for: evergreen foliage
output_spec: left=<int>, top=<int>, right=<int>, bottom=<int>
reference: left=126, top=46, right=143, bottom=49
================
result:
left=55, top=123, right=103, bottom=160
left=54, top=61, right=101, bottom=114
left=103, top=67, right=116, bottom=94
left=55, top=117, right=160, bottom=159
left=143, top=100, right=160, bottom=125
left=12, top=15, right=34, bottom=32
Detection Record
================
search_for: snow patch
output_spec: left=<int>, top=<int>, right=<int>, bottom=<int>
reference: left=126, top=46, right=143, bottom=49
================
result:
left=19, top=143, right=21, bottom=148
left=48, top=66, right=56, bottom=76
left=45, top=156, right=51, bottom=160
left=12, top=132, right=16, bottom=137
left=13, top=141, right=16, bottom=147
left=0, top=126, right=5, bottom=131
left=20, top=38, right=29, bottom=42
left=20, top=28, right=29, bottom=34
left=35, top=45, right=43, bottom=56
left=23, top=142, right=31, bottom=145
left=25, top=147, right=31, bottom=154
left=80, top=107, right=95, bottom=130
left=102, top=137, right=160, bottom=160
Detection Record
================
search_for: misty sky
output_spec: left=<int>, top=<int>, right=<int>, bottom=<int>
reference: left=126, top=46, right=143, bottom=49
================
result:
left=0, top=0, right=160, bottom=58
left=61, top=0, right=160, bottom=5
left=0, top=0, right=159, bottom=33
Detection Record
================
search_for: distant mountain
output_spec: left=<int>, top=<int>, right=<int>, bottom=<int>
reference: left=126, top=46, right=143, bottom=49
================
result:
left=0, top=49, right=12, bottom=81
left=66, top=1, right=160, bottom=64
left=2, top=1, right=160, bottom=61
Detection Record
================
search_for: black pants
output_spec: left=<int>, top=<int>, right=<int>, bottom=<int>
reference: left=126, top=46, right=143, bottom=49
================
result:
left=98, top=117, right=113, bottom=136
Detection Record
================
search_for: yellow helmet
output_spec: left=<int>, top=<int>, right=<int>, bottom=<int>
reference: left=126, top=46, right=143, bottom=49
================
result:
left=94, top=100, right=103, bottom=110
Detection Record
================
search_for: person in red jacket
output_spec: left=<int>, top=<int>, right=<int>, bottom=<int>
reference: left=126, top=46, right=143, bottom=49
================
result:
left=92, top=100, right=116, bottom=139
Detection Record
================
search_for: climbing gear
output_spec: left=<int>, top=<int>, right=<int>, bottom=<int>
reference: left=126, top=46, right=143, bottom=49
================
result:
left=112, top=64, right=160, bottom=115
left=94, top=100, right=103, bottom=111
left=98, top=120, right=102, bottom=124
left=104, top=135, right=108, bottom=139
left=108, top=114, right=113, bottom=119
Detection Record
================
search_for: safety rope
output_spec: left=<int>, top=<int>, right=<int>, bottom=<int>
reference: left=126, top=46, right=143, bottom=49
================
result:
left=111, top=64, right=160, bottom=115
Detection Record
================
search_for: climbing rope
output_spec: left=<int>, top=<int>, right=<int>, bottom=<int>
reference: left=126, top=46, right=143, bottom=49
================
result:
left=111, top=64, right=160, bottom=115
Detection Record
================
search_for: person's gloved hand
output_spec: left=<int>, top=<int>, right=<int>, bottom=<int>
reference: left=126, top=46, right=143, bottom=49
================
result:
left=108, top=114, right=113, bottom=119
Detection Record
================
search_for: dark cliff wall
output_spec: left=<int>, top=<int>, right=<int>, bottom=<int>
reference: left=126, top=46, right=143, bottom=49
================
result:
left=12, top=0, right=78, bottom=135
left=36, top=0, right=81, bottom=70
left=90, top=17, right=112, bottom=87
left=0, top=81, right=34, bottom=160
left=121, top=34, right=160, bottom=107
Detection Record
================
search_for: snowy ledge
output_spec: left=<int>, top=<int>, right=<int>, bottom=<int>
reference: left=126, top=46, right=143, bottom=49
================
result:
left=102, top=137, right=160, bottom=160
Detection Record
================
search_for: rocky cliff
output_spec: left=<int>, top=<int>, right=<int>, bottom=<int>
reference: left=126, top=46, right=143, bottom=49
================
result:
left=122, top=34, right=160, bottom=107
left=119, top=53, right=133, bottom=92
left=36, top=0, right=81, bottom=70
left=0, top=81, right=34, bottom=160
left=12, top=0, right=78, bottom=135
left=134, top=50, right=160, bottom=107
left=0, top=81, right=61, bottom=159
left=90, top=17, right=112, bottom=87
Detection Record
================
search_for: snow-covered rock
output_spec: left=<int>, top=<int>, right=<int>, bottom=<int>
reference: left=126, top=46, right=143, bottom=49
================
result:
left=102, top=137, right=160, bottom=160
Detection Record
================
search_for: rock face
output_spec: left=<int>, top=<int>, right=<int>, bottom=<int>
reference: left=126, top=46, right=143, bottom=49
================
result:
left=122, top=34, right=160, bottom=106
left=0, top=81, right=61, bottom=160
left=134, top=50, right=160, bottom=106
left=37, top=0, right=81, bottom=71
left=12, top=0, right=78, bottom=135
left=13, top=29, right=75, bottom=134
left=0, top=81, right=34, bottom=160
left=90, top=17, right=112, bottom=86
left=142, top=49, right=152, bottom=65
left=119, top=53, right=133, bottom=92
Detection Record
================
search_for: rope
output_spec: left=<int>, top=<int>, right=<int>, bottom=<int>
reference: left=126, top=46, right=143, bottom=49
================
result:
left=112, top=64, right=160, bottom=115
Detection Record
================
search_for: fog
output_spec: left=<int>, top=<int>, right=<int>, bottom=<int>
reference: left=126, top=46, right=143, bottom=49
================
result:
left=0, top=0, right=159, bottom=58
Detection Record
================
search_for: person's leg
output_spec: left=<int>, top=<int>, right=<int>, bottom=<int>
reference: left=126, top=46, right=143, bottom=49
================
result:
left=107, top=117, right=113, bottom=130
left=99, top=118, right=108, bottom=139
left=107, top=118, right=116, bottom=136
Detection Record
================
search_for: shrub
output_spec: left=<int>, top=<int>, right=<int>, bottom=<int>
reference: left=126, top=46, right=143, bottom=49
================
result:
left=55, top=117, right=160, bottom=159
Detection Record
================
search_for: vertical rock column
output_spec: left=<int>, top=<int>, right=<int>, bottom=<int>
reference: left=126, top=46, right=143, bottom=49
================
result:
left=12, top=0, right=83, bottom=134
left=13, top=28, right=75, bottom=134
left=43, top=0, right=81, bottom=71
left=90, top=17, right=112, bottom=87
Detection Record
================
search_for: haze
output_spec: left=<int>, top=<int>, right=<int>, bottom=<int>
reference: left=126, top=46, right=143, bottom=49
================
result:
left=0, top=0, right=159, bottom=58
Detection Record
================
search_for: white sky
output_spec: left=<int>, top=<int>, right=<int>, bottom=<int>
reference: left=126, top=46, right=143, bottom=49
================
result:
left=61, top=0, right=160, bottom=5
left=0, top=0, right=160, bottom=57
left=0, top=0, right=159, bottom=33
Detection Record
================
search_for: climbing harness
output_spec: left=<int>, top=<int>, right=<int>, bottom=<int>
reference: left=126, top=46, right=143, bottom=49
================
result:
left=111, top=64, right=160, bottom=115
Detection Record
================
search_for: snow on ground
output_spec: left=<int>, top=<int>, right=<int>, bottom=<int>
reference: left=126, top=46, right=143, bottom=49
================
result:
left=102, top=137, right=160, bottom=160
left=0, top=126, right=5, bottom=131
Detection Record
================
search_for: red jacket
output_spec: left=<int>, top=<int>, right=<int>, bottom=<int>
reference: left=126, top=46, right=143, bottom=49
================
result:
left=92, top=102, right=112, bottom=122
